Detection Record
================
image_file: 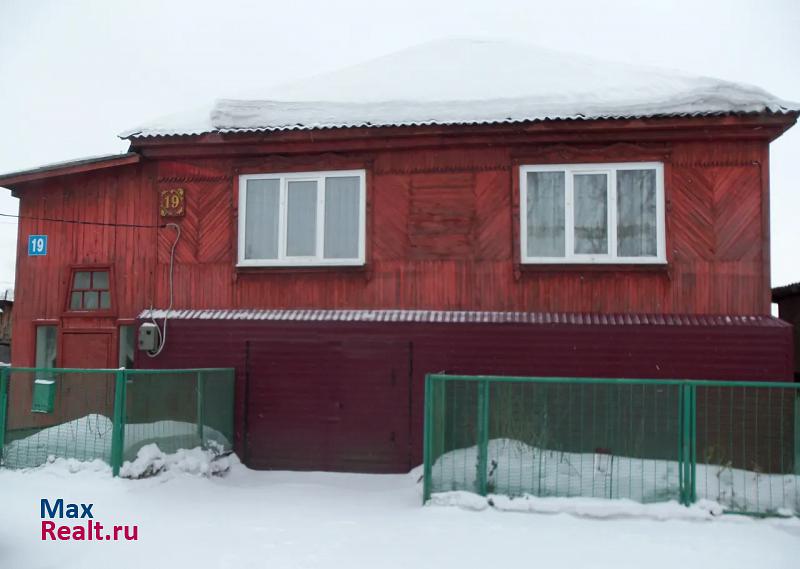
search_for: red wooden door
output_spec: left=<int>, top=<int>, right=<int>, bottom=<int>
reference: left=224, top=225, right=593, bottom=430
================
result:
left=246, top=338, right=410, bottom=473
left=61, top=332, right=114, bottom=368
left=57, top=331, right=115, bottom=421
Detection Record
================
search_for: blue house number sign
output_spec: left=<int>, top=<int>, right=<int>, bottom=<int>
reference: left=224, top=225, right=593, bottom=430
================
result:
left=28, top=235, right=48, bottom=256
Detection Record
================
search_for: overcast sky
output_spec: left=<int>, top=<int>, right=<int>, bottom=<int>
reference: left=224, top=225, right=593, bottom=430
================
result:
left=0, top=0, right=798, bottom=296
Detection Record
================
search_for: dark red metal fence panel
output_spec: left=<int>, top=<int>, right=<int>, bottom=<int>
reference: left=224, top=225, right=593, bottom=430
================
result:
left=136, top=316, right=793, bottom=472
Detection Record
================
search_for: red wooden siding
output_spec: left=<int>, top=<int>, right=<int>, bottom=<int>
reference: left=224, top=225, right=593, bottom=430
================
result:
left=6, top=119, right=787, bottom=367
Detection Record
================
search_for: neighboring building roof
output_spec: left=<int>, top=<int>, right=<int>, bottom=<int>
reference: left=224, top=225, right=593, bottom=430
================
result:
left=139, top=308, right=788, bottom=327
left=121, top=38, right=800, bottom=139
left=772, top=281, right=800, bottom=301
left=0, top=152, right=140, bottom=187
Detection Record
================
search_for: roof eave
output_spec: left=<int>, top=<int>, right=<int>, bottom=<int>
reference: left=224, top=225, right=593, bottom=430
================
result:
left=126, top=113, right=799, bottom=159
left=0, top=152, right=141, bottom=191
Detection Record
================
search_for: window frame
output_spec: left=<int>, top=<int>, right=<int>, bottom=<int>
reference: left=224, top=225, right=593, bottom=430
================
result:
left=64, top=266, right=114, bottom=314
left=519, top=162, right=666, bottom=265
left=237, top=169, right=367, bottom=267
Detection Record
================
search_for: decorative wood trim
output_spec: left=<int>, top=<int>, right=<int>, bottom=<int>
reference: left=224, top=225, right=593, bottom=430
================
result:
left=510, top=160, right=522, bottom=280
left=234, top=154, right=372, bottom=176
left=671, top=160, right=763, bottom=168
left=376, top=165, right=511, bottom=175
left=511, top=142, right=671, bottom=164
left=759, top=150, right=771, bottom=313
left=156, top=175, right=230, bottom=183
left=365, top=166, right=375, bottom=282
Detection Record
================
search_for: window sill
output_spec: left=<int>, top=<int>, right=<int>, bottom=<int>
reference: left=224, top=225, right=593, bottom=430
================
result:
left=236, top=264, right=368, bottom=275
left=518, top=262, right=668, bottom=274
left=61, top=310, right=117, bottom=318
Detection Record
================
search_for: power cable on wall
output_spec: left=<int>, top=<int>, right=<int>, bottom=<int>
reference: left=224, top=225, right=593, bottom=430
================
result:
left=0, top=211, right=181, bottom=356
left=0, top=212, right=168, bottom=229
left=146, top=223, right=180, bottom=358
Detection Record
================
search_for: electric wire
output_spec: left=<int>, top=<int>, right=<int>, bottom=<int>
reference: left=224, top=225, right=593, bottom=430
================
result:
left=146, top=223, right=180, bottom=358
left=0, top=212, right=167, bottom=229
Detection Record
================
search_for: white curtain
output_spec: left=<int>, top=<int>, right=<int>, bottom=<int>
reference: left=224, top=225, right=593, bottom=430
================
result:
left=244, top=179, right=280, bottom=259
left=617, top=169, right=657, bottom=257
left=286, top=180, right=318, bottom=256
left=573, top=173, right=608, bottom=254
left=527, top=171, right=565, bottom=257
left=324, top=176, right=360, bottom=259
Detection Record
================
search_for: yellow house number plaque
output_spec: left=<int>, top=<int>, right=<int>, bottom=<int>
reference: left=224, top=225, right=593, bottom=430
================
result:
left=160, top=188, right=185, bottom=217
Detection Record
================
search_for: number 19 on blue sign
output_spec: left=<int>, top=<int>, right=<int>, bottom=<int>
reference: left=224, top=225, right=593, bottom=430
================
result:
left=28, top=235, right=47, bottom=256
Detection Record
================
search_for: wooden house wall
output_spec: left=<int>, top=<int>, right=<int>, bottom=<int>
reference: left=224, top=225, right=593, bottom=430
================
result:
left=10, top=137, right=774, bottom=366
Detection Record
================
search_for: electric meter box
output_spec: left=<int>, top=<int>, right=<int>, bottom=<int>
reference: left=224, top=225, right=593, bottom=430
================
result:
left=138, top=322, right=159, bottom=351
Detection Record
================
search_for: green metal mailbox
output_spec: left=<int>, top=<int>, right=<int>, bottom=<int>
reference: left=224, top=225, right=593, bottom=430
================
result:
left=31, top=378, right=56, bottom=413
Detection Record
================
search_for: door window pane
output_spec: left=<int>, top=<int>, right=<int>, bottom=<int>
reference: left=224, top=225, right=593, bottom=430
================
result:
left=617, top=169, right=657, bottom=257
left=324, top=176, right=360, bottom=259
left=286, top=180, right=318, bottom=256
left=84, top=291, right=99, bottom=310
left=92, top=271, right=109, bottom=289
left=526, top=171, right=565, bottom=257
left=573, top=173, right=608, bottom=254
left=119, top=325, right=135, bottom=368
left=244, top=178, right=280, bottom=260
left=35, top=326, right=57, bottom=369
left=73, top=271, right=91, bottom=289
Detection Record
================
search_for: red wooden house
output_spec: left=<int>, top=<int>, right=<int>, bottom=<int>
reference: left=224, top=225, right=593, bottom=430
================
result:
left=1, top=39, right=797, bottom=472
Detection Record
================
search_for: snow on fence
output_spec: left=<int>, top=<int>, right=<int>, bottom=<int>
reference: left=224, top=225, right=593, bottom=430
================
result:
left=0, top=367, right=235, bottom=474
left=423, top=374, right=800, bottom=517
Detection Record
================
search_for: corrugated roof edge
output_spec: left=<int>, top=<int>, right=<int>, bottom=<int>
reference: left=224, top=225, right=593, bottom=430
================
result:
left=0, top=152, right=140, bottom=187
left=120, top=109, right=800, bottom=139
left=137, top=308, right=789, bottom=327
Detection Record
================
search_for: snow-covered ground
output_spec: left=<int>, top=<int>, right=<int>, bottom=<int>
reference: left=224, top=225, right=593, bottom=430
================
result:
left=1, top=449, right=798, bottom=569
left=431, top=439, right=800, bottom=515
left=2, top=414, right=230, bottom=467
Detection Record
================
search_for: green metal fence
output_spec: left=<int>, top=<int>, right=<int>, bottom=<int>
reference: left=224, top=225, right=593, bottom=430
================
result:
left=423, top=374, right=800, bottom=516
left=0, top=367, right=235, bottom=476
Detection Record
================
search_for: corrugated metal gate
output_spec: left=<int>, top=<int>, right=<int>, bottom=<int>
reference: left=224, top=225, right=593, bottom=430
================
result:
left=135, top=309, right=794, bottom=474
left=245, top=338, right=410, bottom=473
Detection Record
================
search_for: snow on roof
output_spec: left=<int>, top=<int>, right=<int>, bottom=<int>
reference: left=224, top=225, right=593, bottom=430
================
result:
left=121, top=38, right=799, bottom=139
left=138, top=308, right=787, bottom=328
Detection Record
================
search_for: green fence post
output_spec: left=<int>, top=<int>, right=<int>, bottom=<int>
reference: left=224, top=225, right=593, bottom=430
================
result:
left=110, top=369, right=127, bottom=476
left=678, top=383, right=693, bottom=506
left=196, top=371, right=205, bottom=448
left=794, top=391, right=800, bottom=476
left=422, top=374, right=433, bottom=504
left=677, top=384, right=684, bottom=505
left=0, top=367, right=9, bottom=464
left=689, top=384, right=697, bottom=504
left=476, top=379, right=490, bottom=496
left=678, top=383, right=698, bottom=506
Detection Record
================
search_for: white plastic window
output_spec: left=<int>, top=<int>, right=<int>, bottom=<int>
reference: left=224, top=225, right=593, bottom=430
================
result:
left=520, top=162, right=665, bottom=264
left=238, top=170, right=366, bottom=266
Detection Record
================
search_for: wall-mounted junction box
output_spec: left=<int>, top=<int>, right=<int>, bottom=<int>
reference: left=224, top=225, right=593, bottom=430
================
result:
left=138, top=322, right=159, bottom=351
